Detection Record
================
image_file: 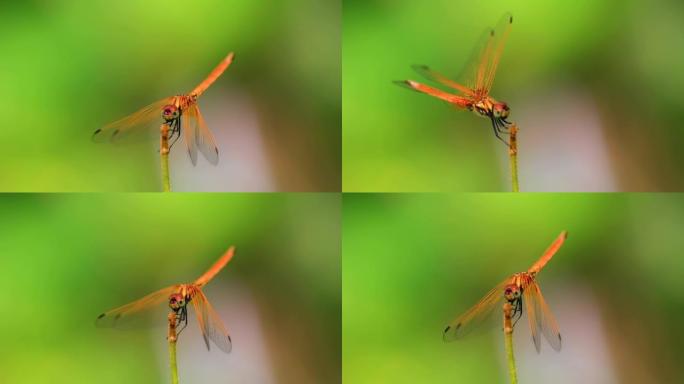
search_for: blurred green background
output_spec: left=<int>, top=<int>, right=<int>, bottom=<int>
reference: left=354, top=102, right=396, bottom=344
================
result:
left=343, top=194, right=684, bottom=383
left=0, top=193, right=340, bottom=383
left=0, top=0, right=339, bottom=191
left=343, top=0, right=684, bottom=191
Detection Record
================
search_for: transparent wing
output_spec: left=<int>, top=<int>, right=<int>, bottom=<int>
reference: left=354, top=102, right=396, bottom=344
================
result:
left=190, top=52, right=235, bottom=98
left=183, top=104, right=219, bottom=165
left=523, top=280, right=561, bottom=352
left=194, top=247, right=235, bottom=288
left=193, top=105, right=220, bottom=165
left=93, top=98, right=172, bottom=143
left=95, top=285, right=179, bottom=328
left=182, top=105, right=199, bottom=165
left=410, top=65, right=474, bottom=96
left=458, top=13, right=512, bottom=95
left=528, top=231, right=568, bottom=275
left=480, top=13, right=513, bottom=94
left=523, top=280, right=541, bottom=352
left=191, top=289, right=232, bottom=353
left=443, top=277, right=512, bottom=341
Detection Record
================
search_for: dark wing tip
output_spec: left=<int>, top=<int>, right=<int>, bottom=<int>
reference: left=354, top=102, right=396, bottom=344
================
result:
left=92, top=128, right=104, bottom=142
left=509, top=15, right=513, bottom=23
left=97, top=313, right=105, bottom=319
left=188, top=150, right=198, bottom=166
left=443, top=324, right=457, bottom=342
left=411, top=64, right=429, bottom=71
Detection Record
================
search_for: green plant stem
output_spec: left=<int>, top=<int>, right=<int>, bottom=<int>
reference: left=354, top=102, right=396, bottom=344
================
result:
left=168, top=312, right=179, bottom=384
left=503, top=302, right=518, bottom=384
left=160, top=123, right=171, bottom=192
left=509, top=124, right=519, bottom=192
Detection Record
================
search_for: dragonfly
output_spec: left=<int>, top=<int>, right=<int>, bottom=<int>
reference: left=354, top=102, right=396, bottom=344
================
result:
left=96, top=246, right=235, bottom=353
left=93, top=52, right=235, bottom=165
left=395, top=14, right=513, bottom=146
left=443, top=231, right=566, bottom=352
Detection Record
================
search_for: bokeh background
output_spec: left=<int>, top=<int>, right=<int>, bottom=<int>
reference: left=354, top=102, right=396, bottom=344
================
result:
left=0, top=194, right=340, bottom=383
left=343, top=0, right=684, bottom=191
left=0, top=0, right=340, bottom=191
left=344, top=194, right=684, bottom=383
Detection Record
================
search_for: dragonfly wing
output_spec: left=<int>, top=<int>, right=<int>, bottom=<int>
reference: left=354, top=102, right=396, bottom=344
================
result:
left=194, top=247, right=235, bottom=288
left=524, top=280, right=561, bottom=352
left=394, top=80, right=471, bottom=109
left=96, top=285, right=179, bottom=328
left=191, top=289, right=232, bottom=353
left=528, top=231, right=568, bottom=275
left=94, top=98, right=172, bottom=143
left=411, top=65, right=474, bottom=96
left=193, top=105, right=220, bottom=165
left=443, top=278, right=511, bottom=341
left=457, top=13, right=512, bottom=95
left=523, top=280, right=542, bottom=352
left=183, top=104, right=219, bottom=165
left=183, top=105, right=199, bottom=165
left=479, top=13, right=513, bottom=94
left=190, top=52, right=235, bottom=98
left=523, top=280, right=561, bottom=352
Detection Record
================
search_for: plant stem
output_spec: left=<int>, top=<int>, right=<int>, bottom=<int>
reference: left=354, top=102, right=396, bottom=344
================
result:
left=508, top=124, right=519, bottom=192
left=160, top=123, right=171, bottom=192
left=503, top=302, right=518, bottom=384
left=168, top=312, right=179, bottom=384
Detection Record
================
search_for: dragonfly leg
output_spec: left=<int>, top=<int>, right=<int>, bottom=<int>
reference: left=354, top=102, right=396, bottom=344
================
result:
left=168, top=118, right=182, bottom=149
left=491, top=118, right=510, bottom=146
left=511, top=298, right=523, bottom=327
left=176, top=305, right=189, bottom=335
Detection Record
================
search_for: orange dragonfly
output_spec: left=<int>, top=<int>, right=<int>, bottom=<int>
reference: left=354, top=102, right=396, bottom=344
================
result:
left=444, top=231, right=566, bottom=352
left=93, top=52, right=235, bottom=165
left=96, top=246, right=235, bottom=353
left=395, top=14, right=513, bottom=145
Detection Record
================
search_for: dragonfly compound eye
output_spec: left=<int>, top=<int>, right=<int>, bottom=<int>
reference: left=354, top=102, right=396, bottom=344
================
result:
left=493, top=103, right=510, bottom=118
left=161, top=105, right=179, bottom=121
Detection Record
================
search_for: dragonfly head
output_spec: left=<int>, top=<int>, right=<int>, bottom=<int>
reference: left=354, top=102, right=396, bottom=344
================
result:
left=492, top=102, right=510, bottom=119
left=168, top=293, right=187, bottom=311
left=162, top=105, right=180, bottom=122
left=503, top=284, right=521, bottom=302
